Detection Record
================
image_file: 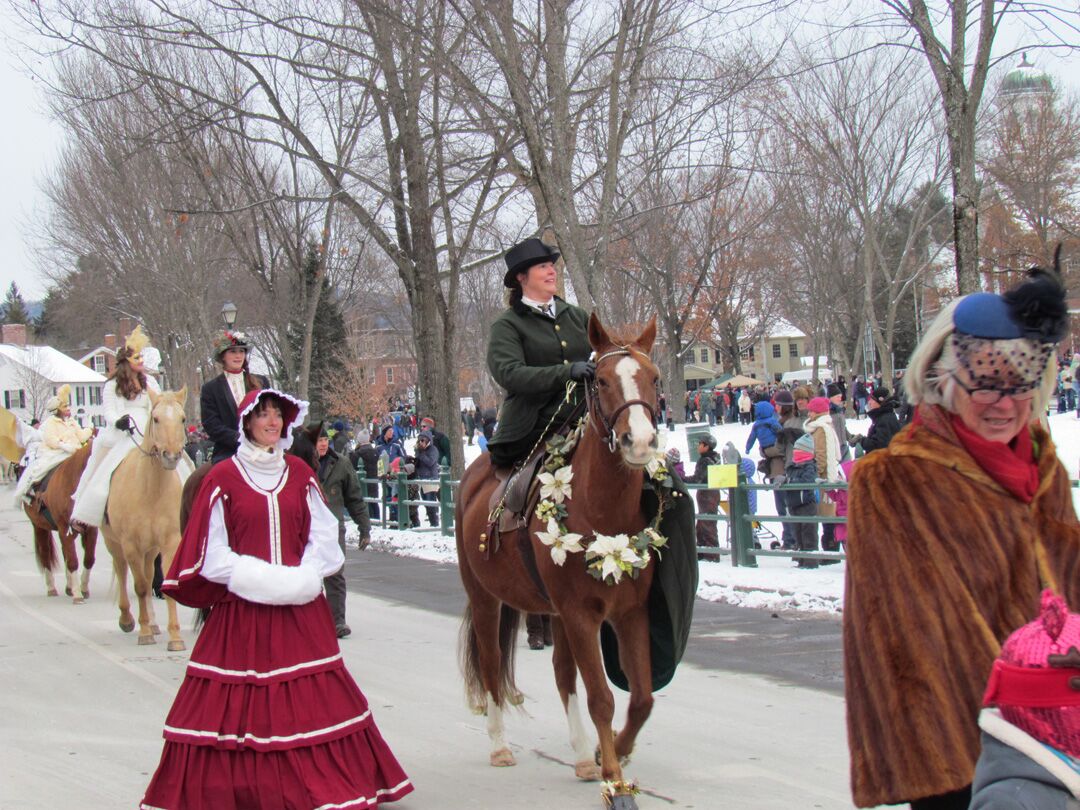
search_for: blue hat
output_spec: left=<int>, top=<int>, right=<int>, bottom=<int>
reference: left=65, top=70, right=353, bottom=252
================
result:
left=953, top=293, right=1024, bottom=340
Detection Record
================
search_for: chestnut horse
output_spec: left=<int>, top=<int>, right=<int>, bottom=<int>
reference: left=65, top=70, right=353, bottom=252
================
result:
left=100, top=388, right=189, bottom=651
left=24, top=441, right=98, bottom=604
left=457, top=315, right=660, bottom=809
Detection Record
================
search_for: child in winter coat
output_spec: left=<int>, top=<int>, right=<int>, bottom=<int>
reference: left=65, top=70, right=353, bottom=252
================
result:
left=665, top=447, right=686, bottom=480
left=971, top=590, right=1080, bottom=809
left=745, top=401, right=782, bottom=456
left=785, top=432, right=820, bottom=568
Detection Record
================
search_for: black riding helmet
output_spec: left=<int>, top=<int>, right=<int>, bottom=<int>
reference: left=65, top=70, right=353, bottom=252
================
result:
left=697, top=434, right=717, bottom=451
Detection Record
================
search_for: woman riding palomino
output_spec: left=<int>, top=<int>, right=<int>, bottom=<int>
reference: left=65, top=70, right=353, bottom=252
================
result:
left=200, top=329, right=267, bottom=465
left=71, top=326, right=192, bottom=529
left=13, top=385, right=92, bottom=507
left=485, top=237, right=595, bottom=468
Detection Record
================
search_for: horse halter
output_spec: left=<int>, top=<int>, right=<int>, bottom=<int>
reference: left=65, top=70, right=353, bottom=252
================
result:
left=585, top=347, right=657, bottom=453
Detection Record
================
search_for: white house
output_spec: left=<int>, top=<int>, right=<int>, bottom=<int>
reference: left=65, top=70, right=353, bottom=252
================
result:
left=0, top=326, right=109, bottom=427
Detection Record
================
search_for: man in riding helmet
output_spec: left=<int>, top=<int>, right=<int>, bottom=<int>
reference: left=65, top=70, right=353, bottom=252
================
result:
left=485, top=237, right=593, bottom=469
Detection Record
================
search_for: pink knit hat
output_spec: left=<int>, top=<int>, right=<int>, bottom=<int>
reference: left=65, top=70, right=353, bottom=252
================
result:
left=982, top=590, right=1080, bottom=756
left=806, top=396, right=830, bottom=414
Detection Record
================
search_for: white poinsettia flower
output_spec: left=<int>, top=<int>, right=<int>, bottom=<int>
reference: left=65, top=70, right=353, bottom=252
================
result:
left=538, top=465, right=573, bottom=503
left=587, top=533, right=640, bottom=584
left=536, top=519, right=585, bottom=566
left=645, top=451, right=668, bottom=480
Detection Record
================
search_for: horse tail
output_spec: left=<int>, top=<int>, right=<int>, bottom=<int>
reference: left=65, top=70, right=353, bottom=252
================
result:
left=459, top=602, right=522, bottom=713
left=33, top=526, right=57, bottom=572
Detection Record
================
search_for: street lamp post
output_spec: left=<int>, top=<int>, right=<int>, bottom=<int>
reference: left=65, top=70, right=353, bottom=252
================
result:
left=221, top=301, right=238, bottom=329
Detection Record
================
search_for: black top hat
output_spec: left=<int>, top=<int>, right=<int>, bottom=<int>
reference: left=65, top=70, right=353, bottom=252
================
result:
left=503, top=238, right=560, bottom=288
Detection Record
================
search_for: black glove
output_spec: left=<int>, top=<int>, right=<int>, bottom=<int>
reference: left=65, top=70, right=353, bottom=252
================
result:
left=115, top=415, right=133, bottom=432
left=569, top=361, right=596, bottom=382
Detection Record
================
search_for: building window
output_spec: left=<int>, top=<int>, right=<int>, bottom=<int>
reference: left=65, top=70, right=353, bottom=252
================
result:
left=367, top=367, right=375, bottom=384
left=92, top=354, right=106, bottom=373
left=386, top=367, right=394, bottom=384
left=92, top=415, right=106, bottom=428
left=772, top=343, right=782, bottom=358
left=748, top=346, right=754, bottom=361
left=699, top=348, right=708, bottom=364
left=75, top=386, right=85, bottom=406
left=714, top=349, right=722, bottom=364
left=89, top=386, right=102, bottom=406
left=790, top=343, right=799, bottom=357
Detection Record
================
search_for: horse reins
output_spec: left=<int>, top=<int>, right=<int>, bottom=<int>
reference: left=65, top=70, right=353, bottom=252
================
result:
left=123, top=422, right=164, bottom=461
left=586, top=347, right=657, bottom=453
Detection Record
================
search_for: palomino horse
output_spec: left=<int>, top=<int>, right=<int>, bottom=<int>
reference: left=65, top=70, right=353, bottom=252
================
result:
left=100, top=388, right=188, bottom=651
left=24, top=442, right=98, bottom=603
left=457, top=315, right=660, bottom=809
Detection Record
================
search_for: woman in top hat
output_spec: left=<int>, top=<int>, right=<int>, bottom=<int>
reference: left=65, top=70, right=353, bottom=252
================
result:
left=201, top=329, right=267, bottom=464
left=843, top=250, right=1080, bottom=810
left=485, top=237, right=594, bottom=468
left=71, top=326, right=191, bottom=528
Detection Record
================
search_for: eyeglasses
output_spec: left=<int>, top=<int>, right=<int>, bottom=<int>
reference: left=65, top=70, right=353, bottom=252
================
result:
left=950, top=374, right=1038, bottom=405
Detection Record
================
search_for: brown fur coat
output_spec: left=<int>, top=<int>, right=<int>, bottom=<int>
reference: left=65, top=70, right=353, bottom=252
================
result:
left=844, top=404, right=1080, bottom=807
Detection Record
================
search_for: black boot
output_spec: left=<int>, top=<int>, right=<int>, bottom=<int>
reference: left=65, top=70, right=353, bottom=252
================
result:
left=525, top=613, right=546, bottom=650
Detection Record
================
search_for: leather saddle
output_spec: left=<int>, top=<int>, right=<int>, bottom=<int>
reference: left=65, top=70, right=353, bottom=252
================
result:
left=488, top=449, right=547, bottom=534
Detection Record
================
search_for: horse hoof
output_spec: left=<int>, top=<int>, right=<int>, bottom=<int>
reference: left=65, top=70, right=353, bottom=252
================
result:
left=490, top=748, right=516, bottom=767
left=167, top=640, right=186, bottom=652
left=119, top=620, right=135, bottom=633
left=83, top=589, right=90, bottom=599
left=150, top=624, right=161, bottom=635
left=575, top=760, right=602, bottom=781
left=137, top=635, right=156, bottom=646
left=72, top=596, right=86, bottom=605
left=46, top=589, right=58, bottom=597
left=65, top=587, right=72, bottom=597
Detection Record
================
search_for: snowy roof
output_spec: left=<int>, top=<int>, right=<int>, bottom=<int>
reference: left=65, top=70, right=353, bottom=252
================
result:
left=0, top=344, right=108, bottom=384
left=768, top=318, right=805, bottom=339
left=76, top=346, right=116, bottom=364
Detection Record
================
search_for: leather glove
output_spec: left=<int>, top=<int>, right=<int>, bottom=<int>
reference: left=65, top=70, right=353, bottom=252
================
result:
left=114, top=415, right=133, bottom=432
left=569, top=361, right=596, bottom=382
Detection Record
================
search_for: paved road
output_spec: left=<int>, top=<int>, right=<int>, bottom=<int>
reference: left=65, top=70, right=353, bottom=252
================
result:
left=0, top=501, right=855, bottom=809
left=345, top=549, right=845, bottom=694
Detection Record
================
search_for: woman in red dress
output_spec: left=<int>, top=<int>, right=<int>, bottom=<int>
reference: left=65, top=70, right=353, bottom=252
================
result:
left=142, top=389, right=413, bottom=810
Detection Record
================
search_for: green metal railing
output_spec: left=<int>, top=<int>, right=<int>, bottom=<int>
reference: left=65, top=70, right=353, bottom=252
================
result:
left=357, top=468, right=849, bottom=568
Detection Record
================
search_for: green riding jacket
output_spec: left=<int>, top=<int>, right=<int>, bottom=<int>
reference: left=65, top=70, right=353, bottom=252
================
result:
left=486, top=297, right=591, bottom=462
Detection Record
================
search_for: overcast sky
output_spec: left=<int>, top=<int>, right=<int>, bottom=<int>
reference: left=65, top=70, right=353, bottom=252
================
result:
left=0, top=7, right=1075, bottom=308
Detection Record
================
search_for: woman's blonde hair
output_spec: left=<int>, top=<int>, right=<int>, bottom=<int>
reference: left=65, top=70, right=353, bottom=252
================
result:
left=904, top=297, right=1056, bottom=414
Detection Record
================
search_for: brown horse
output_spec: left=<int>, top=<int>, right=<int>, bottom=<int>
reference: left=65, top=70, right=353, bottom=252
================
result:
left=457, top=314, right=660, bottom=809
left=100, top=388, right=189, bottom=651
left=24, top=442, right=98, bottom=604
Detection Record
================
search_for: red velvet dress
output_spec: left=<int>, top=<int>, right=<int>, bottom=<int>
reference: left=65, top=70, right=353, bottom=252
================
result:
left=141, top=456, right=413, bottom=809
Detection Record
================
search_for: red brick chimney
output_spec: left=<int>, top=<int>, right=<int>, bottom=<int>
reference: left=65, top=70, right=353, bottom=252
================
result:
left=104, top=334, right=117, bottom=350
left=2, top=324, right=27, bottom=347
left=118, top=317, right=134, bottom=339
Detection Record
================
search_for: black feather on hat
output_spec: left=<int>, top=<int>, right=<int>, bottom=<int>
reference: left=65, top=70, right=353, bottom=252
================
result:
left=1002, top=244, right=1069, bottom=344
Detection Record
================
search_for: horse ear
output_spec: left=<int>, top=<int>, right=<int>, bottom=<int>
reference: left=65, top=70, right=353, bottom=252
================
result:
left=176, top=386, right=188, bottom=404
left=147, top=387, right=160, bottom=407
left=588, top=312, right=612, bottom=351
left=636, top=316, right=657, bottom=354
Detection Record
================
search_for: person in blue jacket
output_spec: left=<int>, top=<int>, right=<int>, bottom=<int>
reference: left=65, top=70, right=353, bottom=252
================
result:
left=745, top=400, right=782, bottom=455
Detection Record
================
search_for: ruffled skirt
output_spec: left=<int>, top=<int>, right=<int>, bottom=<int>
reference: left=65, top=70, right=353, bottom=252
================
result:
left=141, top=596, right=412, bottom=809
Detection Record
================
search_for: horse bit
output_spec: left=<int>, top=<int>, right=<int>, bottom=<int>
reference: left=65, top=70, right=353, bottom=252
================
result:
left=585, top=347, right=657, bottom=453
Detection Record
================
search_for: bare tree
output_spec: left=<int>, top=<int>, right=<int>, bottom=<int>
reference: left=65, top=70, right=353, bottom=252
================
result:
left=870, top=0, right=1080, bottom=292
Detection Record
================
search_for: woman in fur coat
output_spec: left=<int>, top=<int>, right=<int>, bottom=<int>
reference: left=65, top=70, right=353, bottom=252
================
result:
left=844, top=249, right=1080, bottom=810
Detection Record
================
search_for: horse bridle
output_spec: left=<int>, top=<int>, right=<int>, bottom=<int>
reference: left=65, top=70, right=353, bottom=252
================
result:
left=585, top=347, right=657, bottom=453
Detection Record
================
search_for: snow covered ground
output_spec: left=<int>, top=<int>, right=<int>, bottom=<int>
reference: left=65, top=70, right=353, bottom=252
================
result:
left=349, top=410, right=1080, bottom=617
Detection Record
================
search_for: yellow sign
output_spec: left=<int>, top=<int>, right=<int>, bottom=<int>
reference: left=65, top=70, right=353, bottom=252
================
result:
left=707, top=463, right=738, bottom=489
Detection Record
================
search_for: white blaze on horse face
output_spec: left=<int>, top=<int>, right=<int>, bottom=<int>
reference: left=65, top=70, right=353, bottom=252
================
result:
left=613, top=356, right=656, bottom=463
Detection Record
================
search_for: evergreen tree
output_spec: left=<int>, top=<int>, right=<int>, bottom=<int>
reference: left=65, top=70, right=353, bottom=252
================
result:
left=33, top=287, right=64, bottom=340
left=287, top=245, right=347, bottom=418
left=1, top=282, right=31, bottom=325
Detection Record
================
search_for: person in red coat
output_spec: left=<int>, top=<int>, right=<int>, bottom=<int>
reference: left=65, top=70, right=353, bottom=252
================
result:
left=142, top=388, right=412, bottom=810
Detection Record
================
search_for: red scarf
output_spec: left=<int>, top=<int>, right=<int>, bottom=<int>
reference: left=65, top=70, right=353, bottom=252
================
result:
left=947, top=413, right=1040, bottom=503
